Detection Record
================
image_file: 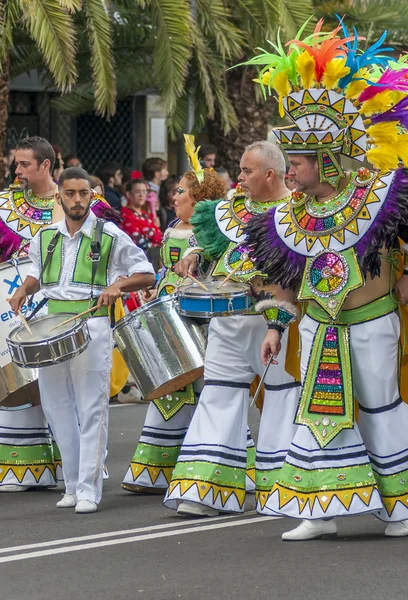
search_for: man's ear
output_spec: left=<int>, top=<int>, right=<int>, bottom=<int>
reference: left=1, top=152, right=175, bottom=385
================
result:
left=265, top=168, right=276, bottom=183
left=42, top=159, right=51, bottom=173
left=55, top=190, right=61, bottom=205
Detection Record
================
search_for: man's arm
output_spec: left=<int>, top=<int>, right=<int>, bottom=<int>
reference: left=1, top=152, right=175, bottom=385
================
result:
left=257, top=286, right=298, bottom=366
left=9, top=276, right=40, bottom=314
left=97, top=272, right=155, bottom=308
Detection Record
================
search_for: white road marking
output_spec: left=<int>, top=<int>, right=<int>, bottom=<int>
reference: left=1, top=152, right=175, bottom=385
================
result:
left=0, top=515, right=275, bottom=564
left=0, top=511, right=258, bottom=555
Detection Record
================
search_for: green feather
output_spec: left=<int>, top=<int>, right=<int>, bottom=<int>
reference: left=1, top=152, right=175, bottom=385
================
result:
left=190, top=199, right=230, bottom=260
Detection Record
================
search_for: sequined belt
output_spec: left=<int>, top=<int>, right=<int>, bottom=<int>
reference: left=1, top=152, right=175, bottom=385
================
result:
left=48, top=299, right=109, bottom=318
left=296, top=294, right=397, bottom=448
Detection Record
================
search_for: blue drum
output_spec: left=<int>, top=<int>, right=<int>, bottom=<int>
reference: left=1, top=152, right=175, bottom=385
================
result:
left=177, top=280, right=251, bottom=319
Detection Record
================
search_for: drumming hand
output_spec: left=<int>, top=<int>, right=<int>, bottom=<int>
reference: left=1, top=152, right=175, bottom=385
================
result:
left=97, top=283, right=123, bottom=309
left=261, top=330, right=281, bottom=366
left=174, top=254, right=199, bottom=278
left=8, top=288, right=27, bottom=315
left=142, top=287, right=157, bottom=302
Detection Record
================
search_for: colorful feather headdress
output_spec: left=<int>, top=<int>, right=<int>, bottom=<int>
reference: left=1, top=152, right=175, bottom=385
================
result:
left=184, top=134, right=205, bottom=184
left=238, top=17, right=408, bottom=186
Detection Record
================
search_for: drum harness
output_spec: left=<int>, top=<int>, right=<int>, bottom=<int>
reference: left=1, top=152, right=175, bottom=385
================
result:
left=26, top=219, right=116, bottom=327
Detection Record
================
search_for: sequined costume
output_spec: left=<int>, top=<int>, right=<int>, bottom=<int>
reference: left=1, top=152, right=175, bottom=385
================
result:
left=163, top=190, right=301, bottom=514
left=243, top=19, right=408, bottom=522
left=0, top=184, right=121, bottom=490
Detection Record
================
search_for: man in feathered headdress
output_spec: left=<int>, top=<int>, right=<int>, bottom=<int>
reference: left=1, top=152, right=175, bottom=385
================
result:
left=244, top=18, right=408, bottom=540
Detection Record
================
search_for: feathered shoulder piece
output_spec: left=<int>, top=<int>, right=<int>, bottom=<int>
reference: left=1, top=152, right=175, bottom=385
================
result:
left=91, top=197, right=122, bottom=225
left=244, top=203, right=306, bottom=290
left=190, top=199, right=230, bottom=260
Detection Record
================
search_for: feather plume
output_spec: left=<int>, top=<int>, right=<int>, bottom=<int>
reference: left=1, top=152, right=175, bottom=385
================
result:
left=322, top=57, right=350, bottom=89
left=184, top=134, right=201, bottom=174
left=366, top=122, right=399, bottom=145
left=296, top=51, right=316, bottom=89
left=359, top=68, right=408, bottom=102
left=361, top=91, right=393, bottom=116
left=371, top=96, right=408, bottom=129
left=366, top=146, right=399, bottom=171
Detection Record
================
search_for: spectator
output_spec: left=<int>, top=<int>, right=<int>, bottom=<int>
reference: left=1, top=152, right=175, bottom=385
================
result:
left=95, top=162, right=123, bottom=210
left=215, top=166, right=232, bottom=189
left=142, top=157, right=169, bottom=225
left=90, top=175, right=104, bottom=197
left=158, top=175, right=178, bottom=231
left=121, top=179, right=162, bottom=270
left=51, top=144, right=64, bottom=182
left=198, top=144, right=217, bottom=168
left=64, top=153, right=82, bottom=168
left=285, top=168, right=296, bottom=191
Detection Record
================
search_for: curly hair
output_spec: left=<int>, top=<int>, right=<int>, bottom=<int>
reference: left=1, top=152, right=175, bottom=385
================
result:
left=183, top=169, right=227, bottom=204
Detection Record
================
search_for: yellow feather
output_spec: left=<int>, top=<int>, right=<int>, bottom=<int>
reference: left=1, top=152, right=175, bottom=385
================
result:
left=366, top=145, right=399, bottom=172
left=361, top=91, right=393, bottom=116
left=322, top=58, right=350, bottom=90
left=296, top=52, right=315, bottom=89
left=183, top=134, right=201, bottom=173
left=366, top=122, right=399, bottom=145
left=273, top=70, right=291, bottom=118
left=344, top=69, right=369, bottom=100
left=396, top=134, right=408, bottom=166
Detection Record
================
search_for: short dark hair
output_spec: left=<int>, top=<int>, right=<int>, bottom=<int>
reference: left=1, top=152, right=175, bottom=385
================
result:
left=95, top=162, right=122, bottom=185
left=198, top=144, right=216, bottom=159
left=16, top=136, right=55, bottom=173
left=64, top=153, right=80, bottom=164
left=142, top=157, right=167, bottom=181
left=58, top=167, right=92, bottom=189
left=126, top=178, right=147, bottom=193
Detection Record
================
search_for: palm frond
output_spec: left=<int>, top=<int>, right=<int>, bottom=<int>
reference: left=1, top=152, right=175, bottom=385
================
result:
left=21, top=0, right=78, bottom=91
left=137, top=0, right=192, bottom=114
left=0, top=1, right=21, bottom=68
left=82, top=0, right=116, bottom=118
left=58, top=0, right=83, bottom=12
left=195, top=0, right=243, bottom=60
left=279, top=0, right=315, bottom=38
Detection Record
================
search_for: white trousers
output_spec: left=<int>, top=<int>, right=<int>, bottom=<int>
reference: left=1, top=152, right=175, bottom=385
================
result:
left=38, top=318, right=112, bottom=504
left=164, top=315, right=300, bottom=513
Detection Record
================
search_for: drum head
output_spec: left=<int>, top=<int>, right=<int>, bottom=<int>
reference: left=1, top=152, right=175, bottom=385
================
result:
left=179, top=280, right=248, bottom=296
left=10, top=313, right=81, bottom=343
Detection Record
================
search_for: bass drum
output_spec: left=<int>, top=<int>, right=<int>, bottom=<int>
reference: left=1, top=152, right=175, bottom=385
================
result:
left=0, top=258, right=47, bottom=409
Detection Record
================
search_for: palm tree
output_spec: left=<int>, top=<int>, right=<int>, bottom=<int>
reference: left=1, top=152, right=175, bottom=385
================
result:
left=0, top=0, right=116, bottom=187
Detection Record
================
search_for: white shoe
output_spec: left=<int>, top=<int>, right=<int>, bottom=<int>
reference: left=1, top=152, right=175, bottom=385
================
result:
left=117, top=387, right=144, bottom=404
left=0, top=485, right=30, bottom=492
left=177, top=500, right=219, bottom=517
left=75, top=500, right=98, bottom=514
left=56, top=493, right=77, bottom=508
left=385, top=520, right=408, bottom=537
left=282, top=519, right=337, bottom=541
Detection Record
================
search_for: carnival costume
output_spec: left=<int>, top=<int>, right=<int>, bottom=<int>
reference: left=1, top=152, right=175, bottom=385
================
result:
left=243, top=19, right=408, bottom=523
left=123, top=137, right=256, bottom=493
left=0, top=183, right=122, bottom=490
left=164, top=183, right=301, bottom=514
left=26, top=210, right=154, bottom=507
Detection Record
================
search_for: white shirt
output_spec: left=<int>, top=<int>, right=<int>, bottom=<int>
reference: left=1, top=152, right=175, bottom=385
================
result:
left=28, top=211, right=155, bottom=301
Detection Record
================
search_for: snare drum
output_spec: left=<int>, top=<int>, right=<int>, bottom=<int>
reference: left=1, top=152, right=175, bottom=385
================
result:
left=177, top=280, right=251, bottom=318
left=7, top=313, right=91, bottom=368
left=114, top=295, right=206, bottom=401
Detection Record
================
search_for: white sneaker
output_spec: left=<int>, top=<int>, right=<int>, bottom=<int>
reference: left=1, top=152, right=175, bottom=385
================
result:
left=117, top=387, right=144, bottom=404
left=75, top=500, right=98, bottom=514
left=56, top=493, right=77, bottom=508
left=385, top=520, right=408, bottom=537
left=177, top=500, right=219, bottom=517
left=0, top=485, right=30, bottom=492
left=282, top=519, right=337, bottom=541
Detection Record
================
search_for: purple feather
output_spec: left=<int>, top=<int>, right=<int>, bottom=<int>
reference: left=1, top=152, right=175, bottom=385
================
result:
left=91, top=200, right=122, bottom=225
left=371, top=96, right=408, bottom=129
left=0, top=220, right=23, bottom=261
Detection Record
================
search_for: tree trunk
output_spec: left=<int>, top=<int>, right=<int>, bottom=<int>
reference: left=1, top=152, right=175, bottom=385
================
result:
left=208, top=66, right=276, bottom=181
left=0, top=57, right=10, bottom=190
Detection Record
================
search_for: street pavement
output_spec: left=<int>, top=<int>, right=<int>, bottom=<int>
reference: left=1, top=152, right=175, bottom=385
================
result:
left=0, top=402, right=407, bottom=600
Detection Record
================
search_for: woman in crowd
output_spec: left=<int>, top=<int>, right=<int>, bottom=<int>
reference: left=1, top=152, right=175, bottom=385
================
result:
left=158, top=175, right=178, bottom=231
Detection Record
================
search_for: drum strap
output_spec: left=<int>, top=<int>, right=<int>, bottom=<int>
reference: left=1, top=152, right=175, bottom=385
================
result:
left=27, top=230, right=62, bottom=321
left=90, top=218, right=105, bottom=300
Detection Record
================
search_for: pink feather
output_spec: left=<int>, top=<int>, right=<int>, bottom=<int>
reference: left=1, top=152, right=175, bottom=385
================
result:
left=359, top=68, right=408, bottom=102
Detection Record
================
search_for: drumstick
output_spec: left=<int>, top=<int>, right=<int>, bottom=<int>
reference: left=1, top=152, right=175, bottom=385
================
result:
left=250, top=354, right=274, bottom=408
left=217, top=254, right=248, bottom=289
left=6, top=298, right=33, bottom=336
left=49, top=305, right=99, bottom=331
left=187, top=274, right=209, bottom=291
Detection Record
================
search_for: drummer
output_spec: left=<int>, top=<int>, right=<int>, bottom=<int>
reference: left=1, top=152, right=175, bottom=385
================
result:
left=9, top=167, right=155, bottom=513
left=122, top=135, right=230, bottom=495
left=163, top=141, right=301, bottom=517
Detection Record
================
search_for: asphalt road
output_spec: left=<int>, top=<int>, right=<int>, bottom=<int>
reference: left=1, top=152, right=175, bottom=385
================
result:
left=1, top=403, right=407, bottom=600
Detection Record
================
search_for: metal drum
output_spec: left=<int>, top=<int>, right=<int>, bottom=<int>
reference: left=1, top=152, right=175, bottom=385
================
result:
left=114, top=295, right=206, bottom=401
left=0, top=258, right=48, bottom=407
left=177, top=280, right=251, bottom=318
left=7, top=313, right=91, bottom=368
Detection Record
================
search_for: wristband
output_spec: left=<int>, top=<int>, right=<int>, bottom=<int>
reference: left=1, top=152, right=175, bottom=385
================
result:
left=267, top=323, right=285, bottom=335
left=256, top=299, right=299, bottom=330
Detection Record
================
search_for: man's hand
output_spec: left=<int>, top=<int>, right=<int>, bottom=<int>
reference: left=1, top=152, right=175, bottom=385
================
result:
left=142, top=287, right=157, bottom=303
left=9, top=288, right=28, bottom=315
left=97, top=282, right=123, bottom=309
left=396, top=274, right=408, bottom=306
left=174, top=254, right=199, bottom=278
left=261, top=329, right=281, bottom=366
